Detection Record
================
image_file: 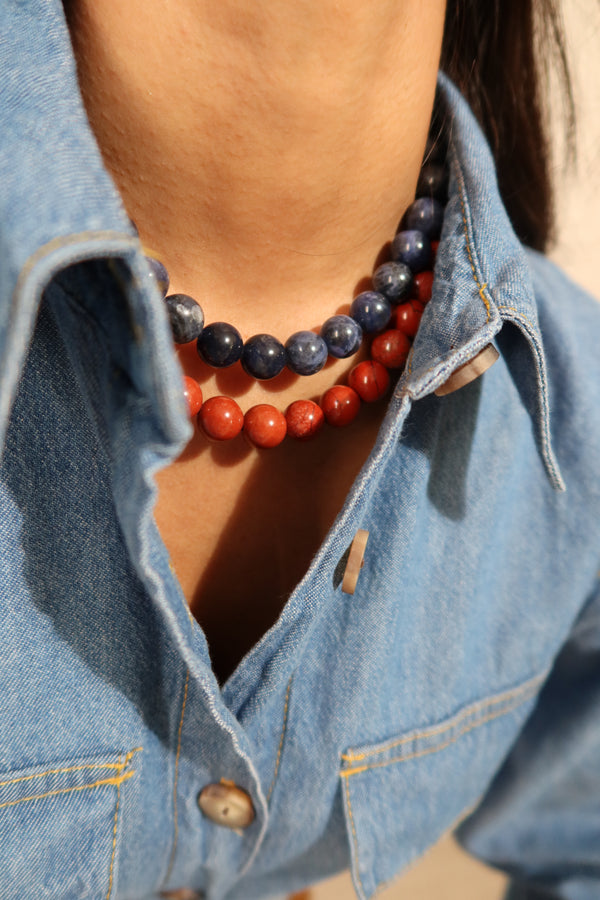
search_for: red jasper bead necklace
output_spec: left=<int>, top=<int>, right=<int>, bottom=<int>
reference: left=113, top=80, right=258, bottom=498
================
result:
left=174, top=265, right=436, bottom=449
left=142, top=141, right=446, bottom=448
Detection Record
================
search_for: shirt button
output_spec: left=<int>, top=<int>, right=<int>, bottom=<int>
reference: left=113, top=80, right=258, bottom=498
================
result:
left=160, top=891, right=203, bottom=900
left=197, top=780, right=255, bottom=829
left=434, top=343, right=499, bottom=396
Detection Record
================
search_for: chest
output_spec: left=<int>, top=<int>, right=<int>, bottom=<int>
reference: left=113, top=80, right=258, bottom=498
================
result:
left=153, top=411, right=382, bottom=683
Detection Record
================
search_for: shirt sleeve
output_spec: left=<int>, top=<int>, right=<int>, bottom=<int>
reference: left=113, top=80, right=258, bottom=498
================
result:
left=454, top=570, right=600, bottom=900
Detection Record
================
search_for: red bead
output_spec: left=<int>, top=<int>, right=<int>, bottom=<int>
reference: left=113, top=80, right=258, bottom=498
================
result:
left=412, top=271, right=434, bottom=305
left=394, top=300, right=424, bottom=338
left=285, top=399, right=325, bottom=441
left=371, top=329, right=411, bottom=369
left=348, top=360, right=390, bottom=402
left=183, top=376, right=203, bottom=417
left=198, top=396, right=244, bottom=441
left=431, top=240, right=440, bottom=264
left=244, top=404, right=287, bottom=448
left=321, top=385, right=361, bottom=427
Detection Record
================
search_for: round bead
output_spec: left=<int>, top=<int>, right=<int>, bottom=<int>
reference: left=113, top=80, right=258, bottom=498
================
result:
left=285, top=331, right=328, bottom=376
left=416, top=162, right=449, bottom=203
left=350, top=291, right=392, bottom=333
left=402, top=198, right=444, bottom=240
left=198, top=396, right=244, bottom=441
left=285, top=400, right=325, bottom=441
left=391, top=230, right=431, bottom=273
left=371, top=329, right=412, bottom=369
left=394, top=300, right=425, bottom=338
left=182, top=376, right=203, bottom=417
left=242, top=334, right=286, bottom=380
left=165, top=293, right=205, bottom=344
left=244, top=404, right=287, bottom=448
left=197, top=322, right=243, bottom=368
left=412, top=271, right=434, bottom=305
left=431, top=240, right=440, bottom=264
left=371, top=262, right=413, bottom=304
left=348, top=360, right=390, bottom=403
left=321, top=384, right=361, bottom=427
left=320, top=315, right=363, bottom=359
left=145, top=256, right=170, bottom=297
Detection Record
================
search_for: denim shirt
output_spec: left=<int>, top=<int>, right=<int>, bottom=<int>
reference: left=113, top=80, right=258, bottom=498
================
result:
left=2, top=4, right=600, bottom=900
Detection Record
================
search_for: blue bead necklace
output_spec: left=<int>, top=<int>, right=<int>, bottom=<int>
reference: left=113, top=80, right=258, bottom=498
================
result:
left=144, top=162, right=448, bottom=382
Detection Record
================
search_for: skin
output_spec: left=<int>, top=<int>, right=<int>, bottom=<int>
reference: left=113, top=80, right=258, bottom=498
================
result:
left=65, top=0, right=447, bottom=683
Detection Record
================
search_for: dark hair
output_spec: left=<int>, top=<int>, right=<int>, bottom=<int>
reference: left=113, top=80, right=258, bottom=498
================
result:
left=440, top=0, right=574, bottom=251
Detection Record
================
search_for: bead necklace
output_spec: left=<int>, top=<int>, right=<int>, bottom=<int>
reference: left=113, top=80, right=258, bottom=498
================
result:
left=143, top=158, right=448, bottom=448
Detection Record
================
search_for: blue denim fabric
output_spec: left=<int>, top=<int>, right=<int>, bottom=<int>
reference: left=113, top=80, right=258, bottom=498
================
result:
left=1, top=3, right=600, bottom=899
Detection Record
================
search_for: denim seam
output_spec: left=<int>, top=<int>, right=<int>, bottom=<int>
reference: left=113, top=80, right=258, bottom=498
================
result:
left=406, top=147, right=492, bottom=381
left=344, top=769, right=367, bottom=900
left=266, top=676, right=293, bottom=806
left=496, top=306, right=536, bottom=327
left=452, top=154, right=491, bottom=319
left=342, top=684, right=541, bottom=899
left=105, top=753, right=123, bottom=900
left=163, top=668, right=190, bottom=885
left=0, top=771, right=136, bottom=812
left=341, top=672, right=546, bottom=764
left=341, top=680, right=543, bottom=779
left=0, top=749, right=141, bottom=789
left=494, top=308, right=564, bottom=490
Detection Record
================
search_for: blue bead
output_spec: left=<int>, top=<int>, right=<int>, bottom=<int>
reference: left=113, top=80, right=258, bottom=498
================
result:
left=242, top=334, right=286, bottom=379
left=145, top=256, right=169, bottom=297
left=285, top=331, right=328, bottom=376
left=350, top=291, right=392, bottom=333
left=371, top=263, right=413, bottom=304
left=416, top=163, right=448, bottom=204
left=197, top=321, right=243, bottom=367
left=391, top=230, right=431, bottom=273
left=402, top=197, right=444, bottom=239
left=320, top=315, right=362, bottom=359
left=165, top=293, right=205, bottom=344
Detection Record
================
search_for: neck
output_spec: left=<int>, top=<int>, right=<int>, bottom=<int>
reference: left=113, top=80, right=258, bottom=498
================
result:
left=65, top=0, right=446, bottom=335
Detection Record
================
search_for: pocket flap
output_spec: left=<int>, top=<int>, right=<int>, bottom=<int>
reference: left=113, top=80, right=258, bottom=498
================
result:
left=0, top=748, right=140, bottom=899
left=340, top=673, right=546, bottom=899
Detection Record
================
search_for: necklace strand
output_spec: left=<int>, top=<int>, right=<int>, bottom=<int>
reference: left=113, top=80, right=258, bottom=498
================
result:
left=142, top=152, right=448, bottom=447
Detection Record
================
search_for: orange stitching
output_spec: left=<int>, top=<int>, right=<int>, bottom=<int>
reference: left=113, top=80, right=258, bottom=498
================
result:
left=343, top=769, right=367, bottom=899
left=0, top=771, right=135, bottom=811
left=267, top=677, right=293, bottom=805
left=496, top=306, right=538, bottom=330
left=453, top=157, right=491, bottom=321
left=164, top=669, right=190, bottom=883
left=341, top=672, right=546, bottom=763
left=341, top=689, right=538, bottom=778
left=106, top=756, right=123, bottom=900
left=0, top=748, right=142, bottom=790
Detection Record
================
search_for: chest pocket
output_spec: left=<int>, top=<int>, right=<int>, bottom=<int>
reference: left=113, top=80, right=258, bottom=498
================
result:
left=340, top=672, right=547, bottom=900
left=0, top=748, right=139, bottom=900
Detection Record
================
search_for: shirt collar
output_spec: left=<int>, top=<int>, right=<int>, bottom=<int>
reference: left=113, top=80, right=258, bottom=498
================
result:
left=402, top=73, right=564, bottom=489
left=0, top=2, right=562, bottom=488
left=0, top=0, right=189, bottom=460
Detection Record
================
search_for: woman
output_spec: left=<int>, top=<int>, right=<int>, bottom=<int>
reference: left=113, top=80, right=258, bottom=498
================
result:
left=0, top=1, right=598, bottom=898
